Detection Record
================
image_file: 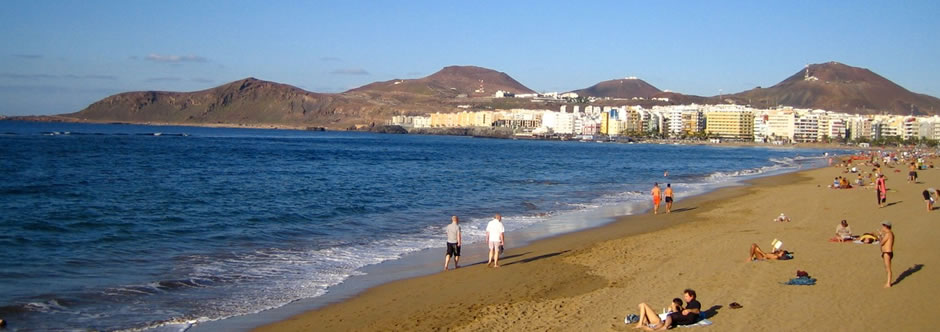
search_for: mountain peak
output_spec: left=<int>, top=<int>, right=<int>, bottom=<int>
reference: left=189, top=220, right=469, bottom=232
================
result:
left=731, top=61, right=940, bottom=114
left=349, top=65, right=535, bottom=96
left=569, top=77, right=662, bottom=99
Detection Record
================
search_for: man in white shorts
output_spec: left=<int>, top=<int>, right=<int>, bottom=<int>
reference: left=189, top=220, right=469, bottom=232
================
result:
left=486, top=214, right=505, bottom=268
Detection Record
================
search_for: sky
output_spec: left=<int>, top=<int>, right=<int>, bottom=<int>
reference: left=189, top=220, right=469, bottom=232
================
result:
left=1, top=0, right=938, bottom=116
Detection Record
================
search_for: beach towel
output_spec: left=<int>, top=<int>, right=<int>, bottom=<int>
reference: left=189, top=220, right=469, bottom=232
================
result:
left=852, top=240, right=879, bottom=245
left=679, top=319, right=713, bottom=328
left=783, top=276, right=816, bottom=285
left=829, top=237, right=855, bottom=243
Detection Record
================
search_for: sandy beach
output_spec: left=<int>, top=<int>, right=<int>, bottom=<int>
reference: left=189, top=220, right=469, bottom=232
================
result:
left=256, top=158, right=940, bottom=332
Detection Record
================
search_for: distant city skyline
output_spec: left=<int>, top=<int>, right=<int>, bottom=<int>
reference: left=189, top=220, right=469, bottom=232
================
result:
left=2, top=1, right=938, bottom=116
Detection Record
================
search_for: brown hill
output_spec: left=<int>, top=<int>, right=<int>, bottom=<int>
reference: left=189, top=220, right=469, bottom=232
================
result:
left=62, top=78, right=369, bottom=128
left=61, top=66, right=538, bottom=129
left=348, top=65, right=535, bottom=98
left=728, top=62, right=940, bottom=115
left=569, top=78, right=662, bottom=99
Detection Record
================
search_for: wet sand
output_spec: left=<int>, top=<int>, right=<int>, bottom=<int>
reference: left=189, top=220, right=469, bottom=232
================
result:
left=256, top=160, right=940, bottom=331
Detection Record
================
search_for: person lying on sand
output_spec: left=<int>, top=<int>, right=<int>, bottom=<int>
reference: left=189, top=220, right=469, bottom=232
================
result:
left=748, top=243, right=788, bottom=261
left=634, top=289, right=701, bottom=330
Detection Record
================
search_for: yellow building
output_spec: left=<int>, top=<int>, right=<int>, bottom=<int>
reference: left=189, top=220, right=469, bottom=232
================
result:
left=681, top=111, right=704, bottom=134
left=430, top=112, right=459, bottom=127
left=705, top=110, right=754, bottom=140
left=472, top=111, right=495, bottom=127
left=456, top=111, right=473, bottom=127
left=607, top=118, right=623, bottom=137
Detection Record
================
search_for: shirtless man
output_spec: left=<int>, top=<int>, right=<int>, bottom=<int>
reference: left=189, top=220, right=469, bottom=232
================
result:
left=880, top=221, right=894, bottom=288
left=908, top=162, right=917, bottom=183
left=664, top=184, right=674, bottom=214
left=876, top=174, right=887, bottom=208
left=651, top=183, right=662, bottom=215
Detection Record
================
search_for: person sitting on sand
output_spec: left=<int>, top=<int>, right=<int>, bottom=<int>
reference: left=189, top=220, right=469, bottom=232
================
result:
left=635, top=289, right=701, bottom=330
left=773, top=213, right=790, bottom=222
left=835, top=220, right=854, bottom=242
left=748, top=243, right=788, bottom=261
left=839, top=177, right=852, bottom=189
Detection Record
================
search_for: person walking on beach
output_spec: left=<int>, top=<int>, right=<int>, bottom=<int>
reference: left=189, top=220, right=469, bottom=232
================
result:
left=880, top=221, right=894, bottom=288
left=876, top=174, right=887, bottom=208
left=664, top=184, right=674, bottom=214
left=443, top=215, right=462, bottom=271
left=651, top=183, right=662, bottom=215
left=485, top=214, right=505, bottom=268
left=908, top=162, right=917, bottom=183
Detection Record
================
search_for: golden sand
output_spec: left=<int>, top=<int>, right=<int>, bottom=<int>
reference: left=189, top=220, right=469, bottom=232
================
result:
left=256, top=159, right=940, bottom=331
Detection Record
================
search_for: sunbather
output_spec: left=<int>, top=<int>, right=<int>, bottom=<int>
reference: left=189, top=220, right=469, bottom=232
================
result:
left=748, top=243, right=786, bottom=261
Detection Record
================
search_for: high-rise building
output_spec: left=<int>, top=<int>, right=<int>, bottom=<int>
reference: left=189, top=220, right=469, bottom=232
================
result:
left=704, top=106, right=755, bottom=140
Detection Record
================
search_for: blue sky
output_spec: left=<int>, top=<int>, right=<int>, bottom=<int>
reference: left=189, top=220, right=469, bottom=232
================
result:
left=2, top=1, right=938, bottom=116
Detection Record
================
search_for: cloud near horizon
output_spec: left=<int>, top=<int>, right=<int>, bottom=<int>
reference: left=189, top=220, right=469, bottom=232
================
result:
left=1, top=73, right=116, bottom=80
left=330, top=68, right=369, bottom=75
left=145, top=54, right=208, bottom=63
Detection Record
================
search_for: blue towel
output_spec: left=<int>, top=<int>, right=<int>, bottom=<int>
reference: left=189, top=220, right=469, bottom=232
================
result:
left=784, top=276, right=816, bottom=285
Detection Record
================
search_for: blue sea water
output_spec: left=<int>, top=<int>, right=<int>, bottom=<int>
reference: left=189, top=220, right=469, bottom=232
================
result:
left=0, top=121, right=836, bottom=331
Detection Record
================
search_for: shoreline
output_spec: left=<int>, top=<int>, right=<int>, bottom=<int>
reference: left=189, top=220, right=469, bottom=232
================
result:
left=251, top=157, right=940, bottom=331
left=191, top=158, right=818, bottom=332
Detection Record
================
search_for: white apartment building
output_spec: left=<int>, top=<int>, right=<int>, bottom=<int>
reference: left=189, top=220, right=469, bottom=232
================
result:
left=793, top=115, right=819, bottom=143
left=413, top=116, right=431, bottom=128
left=540, top=110, right=576, bottom=135
left=847, top=117, right=873, bottom=140
left=765, top=109, right=796, bottom=141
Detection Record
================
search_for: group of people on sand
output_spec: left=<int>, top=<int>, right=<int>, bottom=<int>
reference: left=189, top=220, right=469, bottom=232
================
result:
left=754, top=217, right=896, bottom=288
left=650, top=182, right=674, bottom=214
left=442, top=214, right=506, bottom=271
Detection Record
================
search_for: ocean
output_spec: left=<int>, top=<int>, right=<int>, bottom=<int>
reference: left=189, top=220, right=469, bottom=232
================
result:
left=0, top=121, right=837, bottom=331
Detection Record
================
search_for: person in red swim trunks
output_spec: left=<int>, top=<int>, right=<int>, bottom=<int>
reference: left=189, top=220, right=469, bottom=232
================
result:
left=651, top=183, right=661, bottom=215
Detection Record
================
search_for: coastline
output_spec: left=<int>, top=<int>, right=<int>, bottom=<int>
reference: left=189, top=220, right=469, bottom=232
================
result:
left=251, top=158, right=940, bottom=331
left=2, top=118, right=863, bottom=151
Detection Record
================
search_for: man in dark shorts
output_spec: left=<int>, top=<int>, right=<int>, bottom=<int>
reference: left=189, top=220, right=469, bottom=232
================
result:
left=880, top=221, right=894, bottom=288
left=664, top=183, right=674, bottom=214
left=443, top=216, right=462, bottom=271
left=923, top=188, right=935, bottom=211
left=909, top=162, right=917, bottom=183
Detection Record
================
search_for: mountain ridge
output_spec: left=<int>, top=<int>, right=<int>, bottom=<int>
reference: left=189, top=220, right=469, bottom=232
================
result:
left=53, top=62, right=940, bottom=129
